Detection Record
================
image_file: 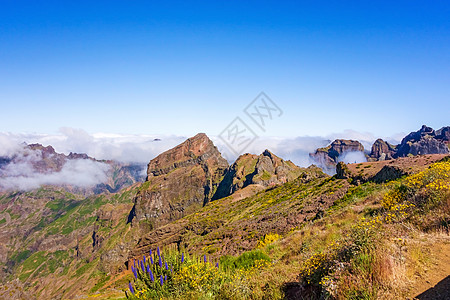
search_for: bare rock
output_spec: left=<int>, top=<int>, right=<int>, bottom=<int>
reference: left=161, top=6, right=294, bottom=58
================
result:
left=310, top=139, right=365, bottom=170
left=396, top=125, right=449, bottom=157
left=131, top=133, right=229, bottom=229
left=370, top=139, right=396, bottom=160
left=213, top=149, right=303, bottom=199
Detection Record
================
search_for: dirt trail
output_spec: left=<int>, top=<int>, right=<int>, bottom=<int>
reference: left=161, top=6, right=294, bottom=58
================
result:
left=410, top=240, right=450, bottom=299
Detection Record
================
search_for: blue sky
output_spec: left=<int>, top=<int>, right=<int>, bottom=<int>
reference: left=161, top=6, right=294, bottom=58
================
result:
left=1, top=1, right=449, bottom=138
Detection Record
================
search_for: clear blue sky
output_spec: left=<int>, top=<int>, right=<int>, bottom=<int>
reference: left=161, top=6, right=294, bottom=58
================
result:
left=1, top=1, right=449, bottom=138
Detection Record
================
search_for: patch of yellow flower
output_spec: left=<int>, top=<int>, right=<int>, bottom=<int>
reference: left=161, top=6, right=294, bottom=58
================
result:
left=381, top=188, right=407, bottom=210
left=257, top=233, right=281, bottom=248
left=133, top=288, right=149, bottom=299
left=298, top=251, right=330, bottom=284
left=382, top=161, right=449, bottom=212
left=404, top=161, right=450, bottom=190
left=173, top=262, right=222, bottom=291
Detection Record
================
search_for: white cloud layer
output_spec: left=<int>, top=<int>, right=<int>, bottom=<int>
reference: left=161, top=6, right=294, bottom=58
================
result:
left=0, top=127, right=404, bottom=191
left=0, top=157, right=110, bottom=191
left=337, top=151, right=367, bottom=164
left=1, top=127, right=404, bottom=165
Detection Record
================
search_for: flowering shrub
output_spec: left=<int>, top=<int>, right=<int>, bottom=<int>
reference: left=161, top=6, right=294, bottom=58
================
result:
left=173, top=259, right=223, bottom=292
left=382, top=161, right=450, bottom=213
left=297, top=160, right=450, bottom=298
left=126, top=247, right=184, bottom=299
left=298, top=251, right=332, bottom=285
left=257, top=233, right=281, bottom=248
left=125, top=248, right=271, bottom=299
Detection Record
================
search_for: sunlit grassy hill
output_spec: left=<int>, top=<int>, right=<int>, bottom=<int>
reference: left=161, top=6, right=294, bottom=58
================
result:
left=1, top=155, right=449, bottom=299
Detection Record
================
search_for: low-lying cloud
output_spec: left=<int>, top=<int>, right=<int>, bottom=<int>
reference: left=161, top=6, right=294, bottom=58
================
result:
left=0, top=145, right=111, bottom=191
left=0, top=127, right=403, bottom=191
left=0, top=159, right=110, bottom=191
left=337, top=151, right=367, bottom=164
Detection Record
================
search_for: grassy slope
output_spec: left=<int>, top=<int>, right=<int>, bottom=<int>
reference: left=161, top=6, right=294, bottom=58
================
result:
left=126, top=158, right=450, bottom=299
left=1, top=157, right=449, bottom=299
left=0, top=185, right=141, bottom=299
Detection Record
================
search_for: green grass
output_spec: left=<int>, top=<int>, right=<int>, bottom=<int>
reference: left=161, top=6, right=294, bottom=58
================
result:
left=45, top=199, right=79, bottom=212
left=18, top=251, right=47, bottom=281
left=74, top=258, right=99, bottom=277
left=10, top=250, right=32, bottom=264
left=89, top=271, right=111, bottom=293
left=220, top=249, right=271, bottom=270
left=329, top=182, right=377, bottom=211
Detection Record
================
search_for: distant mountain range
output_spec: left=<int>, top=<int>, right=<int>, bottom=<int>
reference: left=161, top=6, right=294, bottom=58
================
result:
left=310, top=125, right=449, bottom=172
left=0, top=143, right=146, bottom=194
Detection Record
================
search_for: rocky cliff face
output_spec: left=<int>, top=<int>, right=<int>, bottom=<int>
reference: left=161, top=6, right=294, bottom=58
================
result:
left=129, top=164, right=331, bottom=262
left=395, top=125, right=449, bottom=157
left=130, top=133, right=228, bottom=229
left=370, top=139, right=397, bottom=161
left=310, top=139, right=365, bottom=170
left=213, top=150, right=303, bottom=199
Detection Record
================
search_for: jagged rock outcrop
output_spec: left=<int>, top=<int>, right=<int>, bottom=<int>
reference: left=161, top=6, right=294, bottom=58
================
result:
left=371, top=165, right=408, bottom=183
left=436, top=126, right=450, bottom=142
left=335, top=161, right=350, bottom=179
left=213, top=150, right=302, bottom=199
left=130, top=133, right=228, bottom=229
left=370, top=139, right=397, bottom=161
left=26, top=144, right=68, bottom=172
left=395, top=125, right=449, bottom=157
left=129, top=165, right=331, bottom=262
left=310, top=139, right=365, bottom=170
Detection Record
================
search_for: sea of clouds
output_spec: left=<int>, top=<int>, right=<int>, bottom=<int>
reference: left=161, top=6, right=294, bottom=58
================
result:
left=0, top=127, right=404, bottom=191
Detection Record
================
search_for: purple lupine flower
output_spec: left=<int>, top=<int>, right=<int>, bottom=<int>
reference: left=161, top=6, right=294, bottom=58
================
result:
left=157, top=247, right=161, bottom=257
left=164, top=274, right=167, bottom=282
left=216, top=262, right=219, bottom=269
left=170, top=263, right=173, bottom=274
left=143, top=255, right=146, bottom=264
left=165, top=261, right=169, bottom=271
left=149, top=269, right=154, bottom=282
left=160, top=274, right=164, bottom=286
left=140, top=261, right=145, bottom=273
left=181, top=253, right=184, bottom=263
left=146, top=265, right=155, bottom=282
left=131, top=266, right=137, bottom=279
left=133, top=259, right=136, bottom=268
left=129, top=282, right=135, bottom=295
left=149, top=249, right=153, bottom=264
left=204, top=255, right=207, bottom=263
left=158, top=254, right=163, bottom=268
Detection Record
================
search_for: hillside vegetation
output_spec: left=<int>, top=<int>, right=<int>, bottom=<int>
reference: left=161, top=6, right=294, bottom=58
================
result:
left=0, top=137, right=448, bottom=299
left=122, top=157, right=449, bottom=299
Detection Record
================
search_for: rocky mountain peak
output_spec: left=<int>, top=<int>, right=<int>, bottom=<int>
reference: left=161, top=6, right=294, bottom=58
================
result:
left=370, top=139, right=397, bottom=161
left=436, top=126, right=450, bottom=142
left=262, top=149, right=274, bottom=159
left=396, top=125, right=449, bottom=157
left=27, top=143, right=57, bottom=156
left=146, top=133, right=227, bottom=179
left=212, top=149, right=303, bottom=199
left=132, top=133, right=229, bottom=228
left=310, top=139, right=365, bottom=171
